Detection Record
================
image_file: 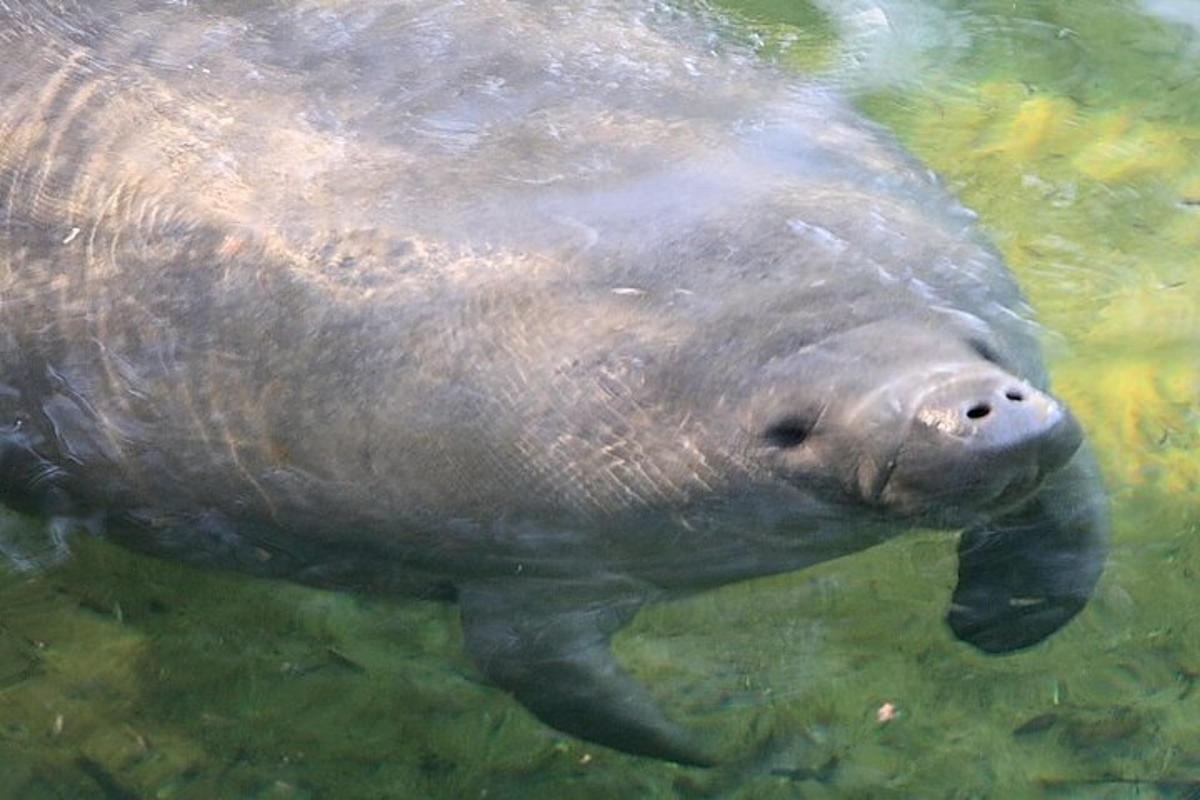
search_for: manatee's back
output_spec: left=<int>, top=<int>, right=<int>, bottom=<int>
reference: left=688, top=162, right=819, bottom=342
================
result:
left=0, top=0, right=997, bottom=279
left=0, top=1, right=1041, bottom=559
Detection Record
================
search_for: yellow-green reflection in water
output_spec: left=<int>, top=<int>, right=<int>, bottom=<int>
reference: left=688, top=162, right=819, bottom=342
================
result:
left=0, top=2, right=1197, bottom=797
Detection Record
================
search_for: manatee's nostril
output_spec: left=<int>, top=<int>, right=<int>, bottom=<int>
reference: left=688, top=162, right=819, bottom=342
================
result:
left=764, top=417, right=812, bottom=449
left=1005, top=389, right=1025, bottom=402
left=966, top=403, right=991, bottom=420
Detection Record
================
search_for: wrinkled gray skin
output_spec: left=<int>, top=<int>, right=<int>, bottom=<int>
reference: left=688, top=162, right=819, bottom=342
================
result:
left=0, top=0, right=1106, bottom=765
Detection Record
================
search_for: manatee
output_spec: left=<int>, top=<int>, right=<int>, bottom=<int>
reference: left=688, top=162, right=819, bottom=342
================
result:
left=0, top=0, right=1107, bottom=765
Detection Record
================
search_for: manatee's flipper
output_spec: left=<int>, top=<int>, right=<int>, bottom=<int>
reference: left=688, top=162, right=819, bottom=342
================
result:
left=0, top=511, right=103, bottom=572
left=459, top=579, right=715, bottom=766
left=948, top=448, right=1109, bottom=652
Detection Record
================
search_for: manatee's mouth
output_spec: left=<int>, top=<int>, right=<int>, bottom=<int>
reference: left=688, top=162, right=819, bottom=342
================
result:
left=865, top=419, right=1070, bottom=524
left=985, top=463, right=1046, bottom=510
left=874, top=453, right=1058, bottom=527
left=865, top=445, right=901, bottom=507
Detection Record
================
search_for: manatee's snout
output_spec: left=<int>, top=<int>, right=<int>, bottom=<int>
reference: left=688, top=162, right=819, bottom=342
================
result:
left=875, top=369, right=1083, bottom=518
left=913, top=373, right=1082, bottom=468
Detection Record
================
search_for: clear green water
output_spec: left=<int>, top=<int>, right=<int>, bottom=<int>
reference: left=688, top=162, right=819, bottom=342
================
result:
left=1, top=2, right=1197, bottom=797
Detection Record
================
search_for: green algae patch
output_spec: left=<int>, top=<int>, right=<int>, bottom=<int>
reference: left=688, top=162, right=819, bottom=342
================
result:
left=1073, top=114, right=1197, bottom=184
left=982, top=94, right=1080, bottom=161
left=709, top=0, right=837, bottom=72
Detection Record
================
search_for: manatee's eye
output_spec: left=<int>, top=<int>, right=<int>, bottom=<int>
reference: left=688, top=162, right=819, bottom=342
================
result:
left=763, top=415, right=814, bottom=449
left=967, top=337, right=1000, bottom=364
